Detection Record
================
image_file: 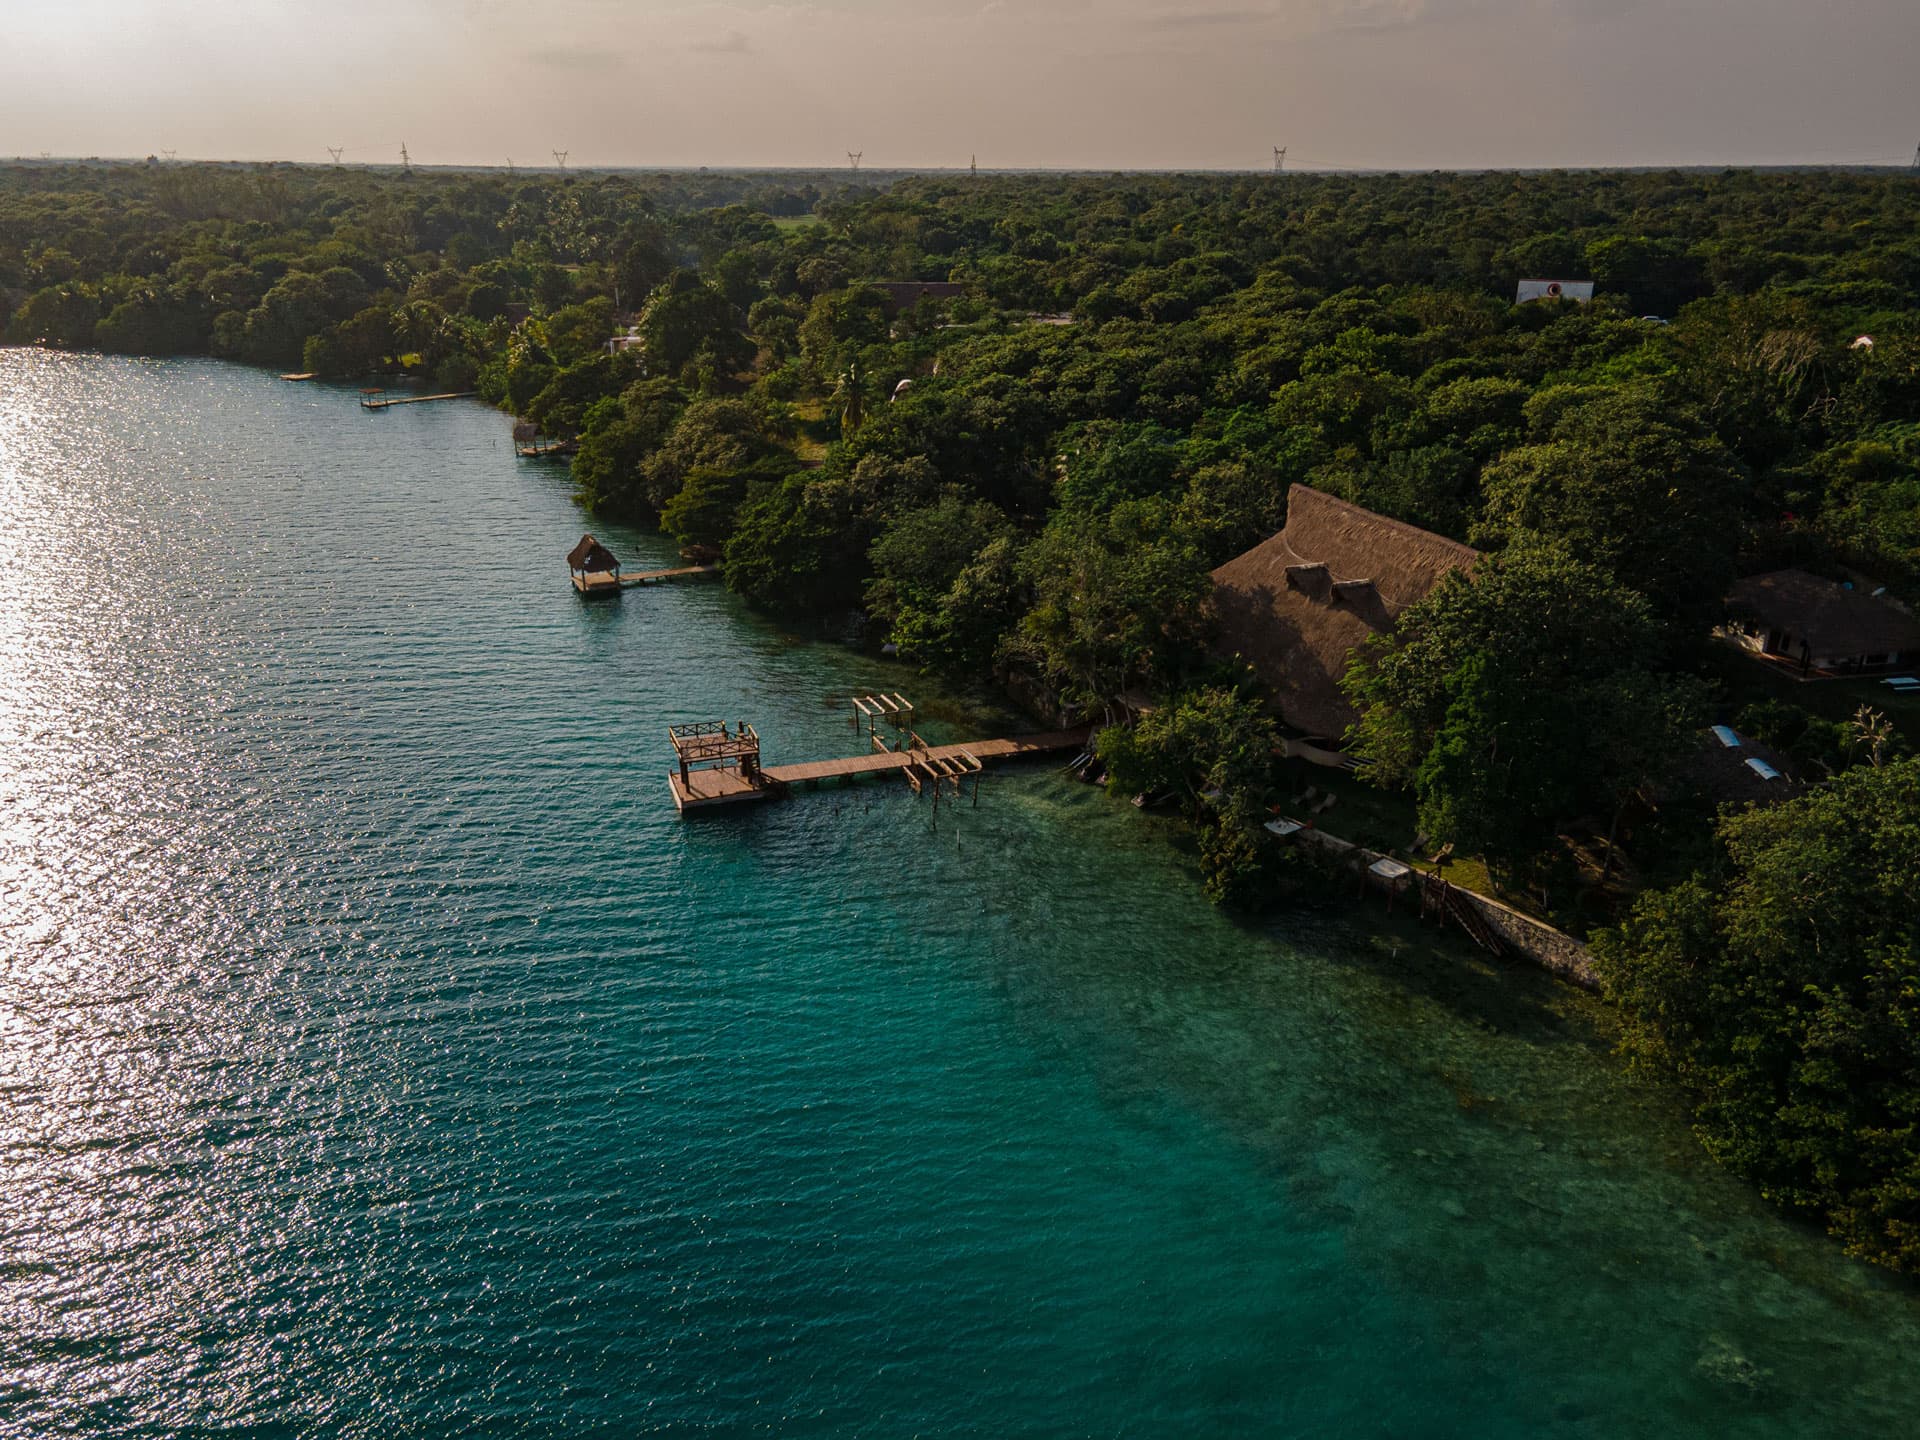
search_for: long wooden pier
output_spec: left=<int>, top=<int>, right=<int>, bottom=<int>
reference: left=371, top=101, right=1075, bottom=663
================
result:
left=667, top=723, right=1090, bottom=813
left=360, top=390, right=477, bottom=410
left=573, top=564, right=718, bottom=595
left=763, top=732, right=1085, bottom=787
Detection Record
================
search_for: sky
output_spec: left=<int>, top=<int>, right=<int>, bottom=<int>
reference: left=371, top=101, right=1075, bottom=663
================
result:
left=2, top=0, right=1916, bottom=171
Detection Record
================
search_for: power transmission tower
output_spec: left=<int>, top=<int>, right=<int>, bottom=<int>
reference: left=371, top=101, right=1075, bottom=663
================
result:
left=506, top=156, right=514, bottom=174
left=970, top=153, right=977, bottom=176
left=326, top=146, right=344, bottom=166
left=552, top=149, right=568, bottom=170
left=161, top=148, right=177, bottom=163
left=1912, top=140, right=1920, bottom=169
left=399, top=141, right=411, bottom=170
left=1273, top=145, right=1287, bottom=173
left=847, top=150, right=862, bottom=171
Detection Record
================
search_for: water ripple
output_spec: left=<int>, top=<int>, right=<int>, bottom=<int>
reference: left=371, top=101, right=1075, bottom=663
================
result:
left=1, top=353, right=1917, bottom=1437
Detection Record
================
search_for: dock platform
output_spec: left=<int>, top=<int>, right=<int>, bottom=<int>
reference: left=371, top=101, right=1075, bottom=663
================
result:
left=669, top=727, right=1091, bottom=814
left=762, top=732, right=1087, bottom=787
left=360, top=390, right=476, bottom=410
left=572, top=564, right=718, bottom=596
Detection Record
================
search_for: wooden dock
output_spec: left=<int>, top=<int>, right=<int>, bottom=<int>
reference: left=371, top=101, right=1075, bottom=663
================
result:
left=572, top=564, right=718, bottom=596
left=360, top=390, right=476, bottom=410
left=669, top=726, right=1091, bottom=813
left=762, top=732, right=1086, bottom=787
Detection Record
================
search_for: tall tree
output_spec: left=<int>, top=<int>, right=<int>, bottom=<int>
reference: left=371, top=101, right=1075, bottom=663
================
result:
left=1594, top=759, right=1920, bottom=1273
left=1344, top=542, right=1704, bottom=876
left=1476, top=386, right=1749, bottom=624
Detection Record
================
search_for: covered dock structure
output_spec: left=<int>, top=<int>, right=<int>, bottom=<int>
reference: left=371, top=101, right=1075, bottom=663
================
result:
left=668, top=722, right=766, bottom=811
left=567, top=535, right=623, bottom=596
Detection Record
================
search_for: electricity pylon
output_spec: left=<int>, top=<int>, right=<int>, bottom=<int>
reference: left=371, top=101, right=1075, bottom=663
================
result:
left=552, top=149, right=568, bottom=170
left=1273, top=145, right=1287, bottom=173
left=399, top=142, right=411, bottom=170
left=326, top=146, right=344, bottom=166
left=848, top=151, right=863, bottom=171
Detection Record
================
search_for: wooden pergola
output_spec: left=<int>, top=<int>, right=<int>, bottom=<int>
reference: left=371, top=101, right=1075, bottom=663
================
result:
left=669, top=721, right=762, bottom=789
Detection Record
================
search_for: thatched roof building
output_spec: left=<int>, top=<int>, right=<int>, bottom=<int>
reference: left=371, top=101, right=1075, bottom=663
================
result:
left=567, top=535, right=620, bottom=576
left=1726, top=569, right=1920, bottom=675
left=1212, top=486, right=1479, bottom=739
left=871, top=281, right=965, bottom=316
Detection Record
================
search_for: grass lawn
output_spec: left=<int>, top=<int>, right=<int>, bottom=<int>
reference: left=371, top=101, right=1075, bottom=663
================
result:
left=1270, top=758, right=1535, bottom=920
left=785, top=397, right=834, bottom=463
left=1274, top=758, right=1413, bottom=853
left=1702, top=640, right=1920, bottom=743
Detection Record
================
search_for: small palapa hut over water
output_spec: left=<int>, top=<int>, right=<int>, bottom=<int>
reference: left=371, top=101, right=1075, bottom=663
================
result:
left=1724, top=569, right=1920, bottom=676
left=567, top=534, right=622, bottom=596
left=1212, top=485, right=1479, bottom=749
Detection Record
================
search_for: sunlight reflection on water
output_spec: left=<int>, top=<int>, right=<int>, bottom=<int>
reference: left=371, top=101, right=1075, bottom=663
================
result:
left=1, top=352, right=1917, bottom=1437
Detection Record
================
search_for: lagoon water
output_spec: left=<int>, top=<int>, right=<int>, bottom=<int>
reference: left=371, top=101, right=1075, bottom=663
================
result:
left=2, top=351, right=1917, bottom=1437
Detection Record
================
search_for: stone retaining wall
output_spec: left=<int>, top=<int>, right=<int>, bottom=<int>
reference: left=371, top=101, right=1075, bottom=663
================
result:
left=1285, top=824, right=1598, bottom=990
left=1450, top=888, right=1598, bottom=990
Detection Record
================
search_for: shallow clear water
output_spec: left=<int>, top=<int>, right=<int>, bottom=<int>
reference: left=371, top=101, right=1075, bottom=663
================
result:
left=1, top=352, right=1916, bottom=1437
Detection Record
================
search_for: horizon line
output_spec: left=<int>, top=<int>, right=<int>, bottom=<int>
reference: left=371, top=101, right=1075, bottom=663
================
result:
left=9, top=157, right=1920, bottom=178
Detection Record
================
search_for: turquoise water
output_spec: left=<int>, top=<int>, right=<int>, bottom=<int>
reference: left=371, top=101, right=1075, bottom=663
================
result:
left=2, top=352, right=1917, bottom=1437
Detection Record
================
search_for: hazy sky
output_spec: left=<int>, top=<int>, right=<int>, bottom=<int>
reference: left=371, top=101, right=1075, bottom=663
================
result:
left=3, top=0, right=1916, bottom=170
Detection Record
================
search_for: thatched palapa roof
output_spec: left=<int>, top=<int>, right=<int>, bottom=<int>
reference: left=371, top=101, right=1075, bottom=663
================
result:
left=871, top=280, right=965, bottom=315
left=567, top=534, right=620, bottom=573
left=1727, top=569, right=1920, bottom=659
left=1212, top=485, right=1479, bottom=739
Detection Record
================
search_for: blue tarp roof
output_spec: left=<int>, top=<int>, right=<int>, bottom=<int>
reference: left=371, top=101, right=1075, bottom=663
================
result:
left=1711, top=725, right=1741, bottom=748
left=1745, top=757, right=1782, bottom=781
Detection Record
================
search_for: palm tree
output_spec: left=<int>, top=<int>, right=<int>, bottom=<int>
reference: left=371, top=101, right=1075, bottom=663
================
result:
left=835, top=361, right=866, bottom=436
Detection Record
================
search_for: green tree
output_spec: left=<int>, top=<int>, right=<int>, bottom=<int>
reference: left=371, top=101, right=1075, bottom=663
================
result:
left=723, top=472, right=870, bottom=614
left=1099, top=687, right=1287, bottom=905
left=798, top=284, right=889, bottom=383
left=1009, top=499, right=1210, bottom=710
left=867, top=496, right=1013, bottom=670
left=1594, top=759, right=1920, bottom=1273
left=637, top=270, right=750, bottom=378
left=571, top=379, right=687, bottom=518
left=643, top=397, right=775, bottom=515
left=661, top=466, right=747, bottom=552
left=834, top=360, right=869, bottom=437
left=1345, top=542, right=1703, bottom=878
left=1476, top=387, right=1749, bottom=622
left=544, top=296, right=617, bottom=366
left=9, top=284, right=100, bottom=347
